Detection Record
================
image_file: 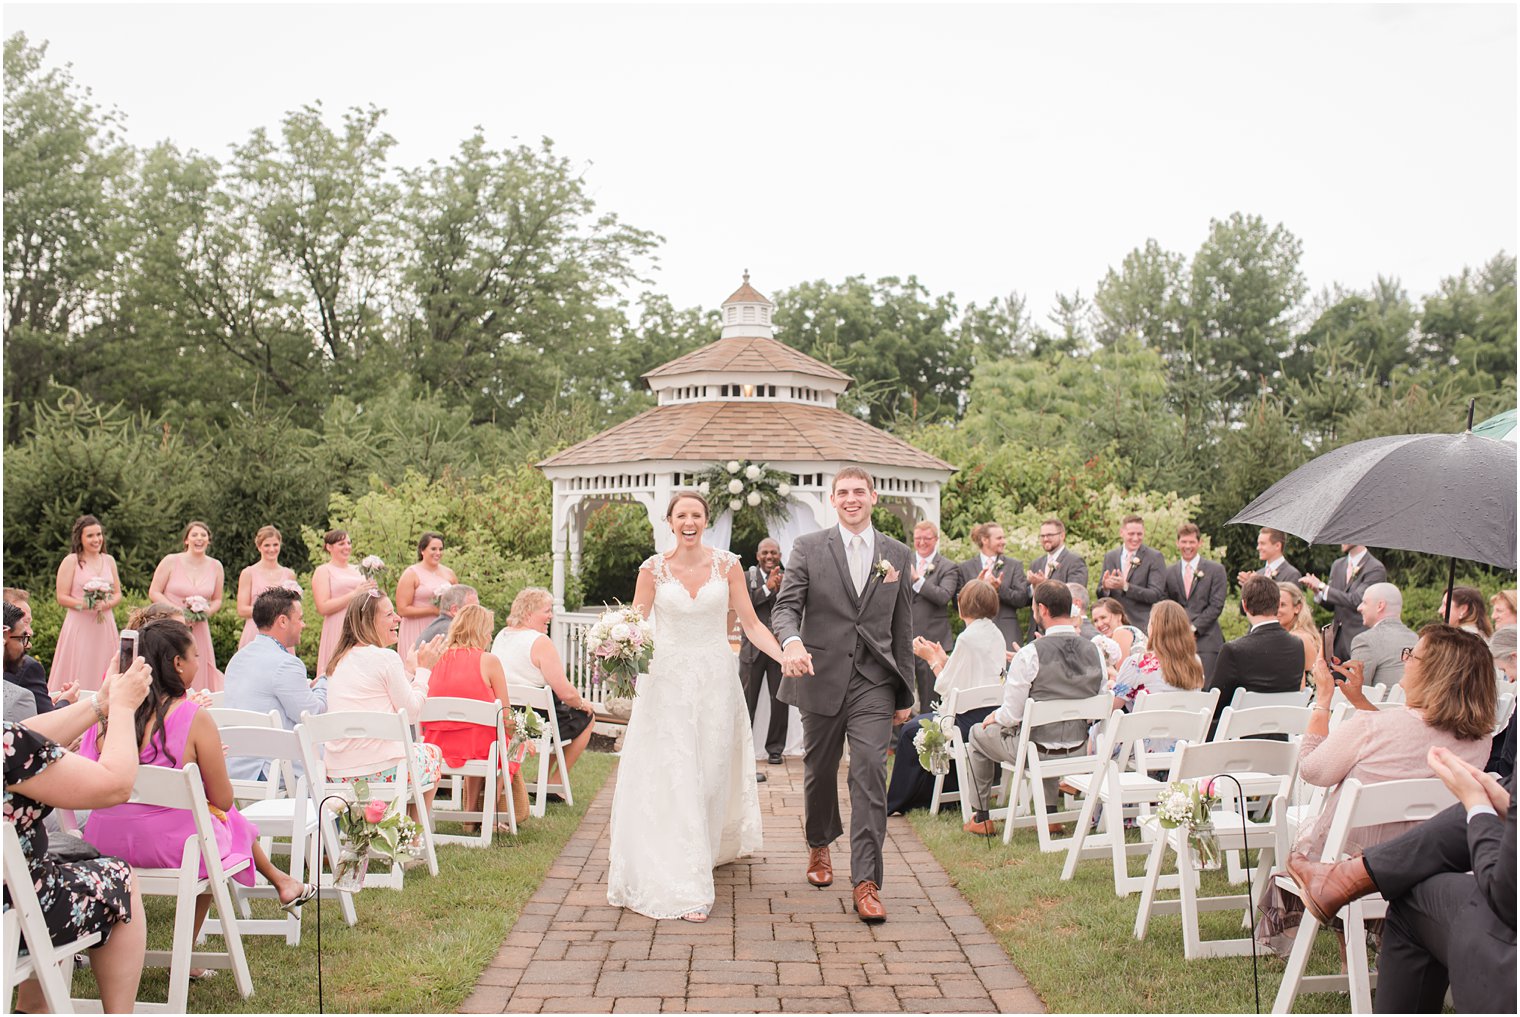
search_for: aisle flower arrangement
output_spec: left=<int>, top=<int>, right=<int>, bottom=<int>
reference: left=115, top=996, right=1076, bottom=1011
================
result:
left=1157, top=778, right=1223, bottom=870
left=333, top=778, right=424, bottom=889
left=913, top=703, right=954, bottom=775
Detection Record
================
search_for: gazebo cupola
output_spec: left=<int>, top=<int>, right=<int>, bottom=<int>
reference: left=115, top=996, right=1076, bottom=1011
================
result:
left=720, top=270, right=776, bottom=339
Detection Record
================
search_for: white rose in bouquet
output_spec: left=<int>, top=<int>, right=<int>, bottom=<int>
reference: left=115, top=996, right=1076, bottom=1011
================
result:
left=746, top=491, right=762, bottom=507
left=744, top=464, right=761, bottom=480
left=726, top=460, right=740, bottom=473
left=727, top=479, right=744, bottom=494
left=610, top=622, right=631, bottom=642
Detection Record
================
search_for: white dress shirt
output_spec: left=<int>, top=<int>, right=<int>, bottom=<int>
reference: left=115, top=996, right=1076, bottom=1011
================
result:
left=1262, top=556, right=1287, bottom=576
left=1317, top=549, right=1366, bottom=603
left=991, top=624, right=1097, bottom=749
left=782, top=525, right=875, bottom=649
left=913, top=551, right=935, bottom=593
left=932, top=618, right=1006, bottom=703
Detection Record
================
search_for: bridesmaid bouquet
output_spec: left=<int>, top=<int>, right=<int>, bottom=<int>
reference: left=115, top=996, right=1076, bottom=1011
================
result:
left=82, top=577, right=114, bottom=622
left=183, top=595, right=211, bottom=623
left=358, top=555, right=387, bottom=582
left=279, top=579, right=303, bottom=594
left=430, top=582, right=453, bottom=607
left=587, top=605, right=653, bottom=699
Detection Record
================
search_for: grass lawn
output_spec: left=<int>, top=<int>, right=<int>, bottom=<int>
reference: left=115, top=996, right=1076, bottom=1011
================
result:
left=68, top=751, right=614, bottom=1014
left=907, top=806, right=1353, bottom=1014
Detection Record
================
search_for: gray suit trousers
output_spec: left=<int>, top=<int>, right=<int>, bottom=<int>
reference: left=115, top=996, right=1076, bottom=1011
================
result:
left=800, top=674, right=896, bottom=887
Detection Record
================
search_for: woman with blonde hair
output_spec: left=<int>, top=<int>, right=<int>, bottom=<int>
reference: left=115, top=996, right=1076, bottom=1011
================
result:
left=421, top=604, right=513, bottom=831
left=490, top=587, right=596, bottom=785
left=1277, top=580, right=1319, bottom=684
left=235, top=525, right=297, bottom=649
left=1489, top=589, right=1517, bottom=630
left=147, top=521, right=225, bottom=693
left=324, top=592, right=445, bottom=808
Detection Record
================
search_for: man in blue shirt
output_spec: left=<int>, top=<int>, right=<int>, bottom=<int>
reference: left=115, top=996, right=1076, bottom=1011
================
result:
left=223, top=586, right=327, bottom=780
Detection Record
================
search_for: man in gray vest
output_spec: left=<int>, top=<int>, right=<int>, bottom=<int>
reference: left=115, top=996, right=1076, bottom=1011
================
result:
left=962, top=582, right=1105, bottom=836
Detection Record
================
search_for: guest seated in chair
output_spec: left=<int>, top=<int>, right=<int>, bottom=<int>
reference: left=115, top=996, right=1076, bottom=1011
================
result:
left=1109, top=601, right=1205, bottom=755
left=5, top=657, right=153, bottom=1014
left=1284, top=747, right=1514, bottom=1014
left=886, top=580, right=1006, bottom=815
left=79, top=622, right=317, bottom=978
left=325, top=592, right=447, bottom=813
left=1255, top=624, right=1495, bottom=958
left=421, top=604, right=515, bottom=831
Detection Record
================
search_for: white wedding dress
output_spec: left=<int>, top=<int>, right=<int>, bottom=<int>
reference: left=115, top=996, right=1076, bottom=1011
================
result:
left=606, top=550, right=764, bottom=919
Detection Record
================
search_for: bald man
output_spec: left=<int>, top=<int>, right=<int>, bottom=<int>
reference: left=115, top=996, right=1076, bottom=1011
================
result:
left=742, top=538, right=789, bottom=764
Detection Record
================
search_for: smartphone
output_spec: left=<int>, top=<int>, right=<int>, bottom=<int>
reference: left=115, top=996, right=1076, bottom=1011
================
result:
left=1320, top=624, right=1338, bottom=674
left=118, top=629, right=138, bottom=674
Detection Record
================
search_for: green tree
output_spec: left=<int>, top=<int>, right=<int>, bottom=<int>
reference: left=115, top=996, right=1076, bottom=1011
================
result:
left=1093, top=238, right=1188, bottom=352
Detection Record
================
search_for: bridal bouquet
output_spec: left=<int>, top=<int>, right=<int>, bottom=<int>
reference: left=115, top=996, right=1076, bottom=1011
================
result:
left=183, top=595, right=211, bottom=623
left=587, top=605, right=653, bottom=699
left=82, top=577, right=114, bottom=622
left=1157, top=778, right=1223, bottom=870
left=357, top=555, right=387, bottom=582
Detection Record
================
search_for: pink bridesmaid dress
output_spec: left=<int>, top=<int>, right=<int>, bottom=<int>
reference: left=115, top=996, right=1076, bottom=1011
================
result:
left=163, top=557, right=224, bottom=693
left=48, top=555, right=119, bottom=693
left=397, top=565, right=449, bottom=653
left=316, top=564, right=364, bottom=679
left=238, top=568, right=293, bottom=649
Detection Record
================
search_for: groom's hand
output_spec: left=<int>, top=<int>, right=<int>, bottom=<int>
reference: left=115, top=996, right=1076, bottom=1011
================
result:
left=782, top=641, right=814, bottom=677
left=893, top=708, right=911, bottom=725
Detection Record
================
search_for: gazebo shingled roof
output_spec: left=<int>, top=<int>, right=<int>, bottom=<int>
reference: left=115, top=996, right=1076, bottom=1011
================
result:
left=641, top=335, right=851, bottom=383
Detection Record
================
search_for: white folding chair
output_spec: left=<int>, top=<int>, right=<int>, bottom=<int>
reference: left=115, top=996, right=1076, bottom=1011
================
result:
left=205, top=707, right=280, bottom=730
left=418, top=696, right=516, bottom=845
left=1494, top=692, right=1515, bottom=737
left=1230, top=688, right=1310, bottom=710
left=205, top=690, right=227, bottom=707
left=1271, top=777, right=1458, bottom=1014
left=1211, top=705, right=1313, bottom=743
left=126, top=763, right=255, bottom=1012
left=1132, top=739, right=1298, bottom=959
left=297, top=710, right=439, bottom=890
left=200, top=725, right=320, bottom=945
left=1060, top=706, right=1213, bottom=896
left=506, top=684, right=572, bottom=817
left=1496, top=678, right=1516, bottom=701
left=3, top=822, right=103, bottom=1014
left=1378, top=682, right=1405, bottom=704
left=997, top=693, right=1115, bottom=853
left=1134, top=689, right=1220, bottom=715
left=929, top=683, right=1005, bottom=819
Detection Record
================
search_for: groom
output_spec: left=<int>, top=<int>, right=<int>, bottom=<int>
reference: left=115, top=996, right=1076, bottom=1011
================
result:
left=772, top=466, right=915, bottom=923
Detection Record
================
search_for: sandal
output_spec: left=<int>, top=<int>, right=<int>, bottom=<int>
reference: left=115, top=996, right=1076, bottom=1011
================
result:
left=679, top=908, right=711, bottom=923
left=188, top=968, right=218, bottom=982
left=279, top=882, right=318, bottom=915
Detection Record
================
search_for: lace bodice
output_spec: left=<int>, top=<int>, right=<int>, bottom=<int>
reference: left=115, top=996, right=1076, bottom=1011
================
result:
left=639, top=550, right=739, bottom=657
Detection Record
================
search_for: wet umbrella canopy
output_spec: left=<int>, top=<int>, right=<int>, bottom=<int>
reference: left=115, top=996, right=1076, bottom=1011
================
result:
left=1228, top=431, right=1517, bottom=569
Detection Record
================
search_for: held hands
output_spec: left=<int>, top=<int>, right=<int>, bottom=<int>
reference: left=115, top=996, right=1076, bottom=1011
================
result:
left=781, top=642, right=814, bottom=678
left=893, top=708, right=911, bottom=726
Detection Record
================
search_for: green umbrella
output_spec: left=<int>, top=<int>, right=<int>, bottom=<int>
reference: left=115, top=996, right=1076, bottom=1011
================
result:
left=1472, top=407, right=1517, bottom=442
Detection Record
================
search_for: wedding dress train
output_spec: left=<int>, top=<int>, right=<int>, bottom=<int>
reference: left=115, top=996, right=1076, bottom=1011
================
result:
left=606, top=550, right=763, bottom=919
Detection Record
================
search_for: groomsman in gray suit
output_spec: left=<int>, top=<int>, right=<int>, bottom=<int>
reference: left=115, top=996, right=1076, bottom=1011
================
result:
left=908, top=521, right=959, bottom=714
left=1301, top=544, right=1387, bottom=662
left=1163, top=522, right=1228, bottom=681
left=1236, top=527, right=1302, bottom=587
left=955, top=522, right=1031, bottom=649
left=1097, top=515, right=1167, bottom=630
left=1027, top=517, right=1087, bottom=634
left=773, top=467, right=915, bottom=924
left=1348, top=582, right=1418, bottom=687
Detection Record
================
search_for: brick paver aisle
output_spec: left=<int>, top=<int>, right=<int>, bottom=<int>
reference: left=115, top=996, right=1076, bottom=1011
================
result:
left=461, top=758, right=1044, bottom=1014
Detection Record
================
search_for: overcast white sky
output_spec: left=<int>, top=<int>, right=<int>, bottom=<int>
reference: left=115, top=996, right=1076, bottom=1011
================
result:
left=6, top=2, right=1516, bottom=323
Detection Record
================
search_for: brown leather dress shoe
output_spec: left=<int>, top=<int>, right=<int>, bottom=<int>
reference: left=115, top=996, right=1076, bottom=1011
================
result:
left=853, top=880, right=886, bottom=923
left=1284, top=852, right=1375, bottom=924
left=963, top=817, right=997, bottom=836
left=806, top=846, right=833, bottom=887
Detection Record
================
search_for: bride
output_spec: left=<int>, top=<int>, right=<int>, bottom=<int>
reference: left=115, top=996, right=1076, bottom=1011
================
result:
left=606, top=490, right=787, bottom=922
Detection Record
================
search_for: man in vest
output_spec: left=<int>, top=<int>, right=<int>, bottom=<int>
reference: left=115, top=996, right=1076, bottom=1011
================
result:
left=961, top=582, right=1106, bottom=836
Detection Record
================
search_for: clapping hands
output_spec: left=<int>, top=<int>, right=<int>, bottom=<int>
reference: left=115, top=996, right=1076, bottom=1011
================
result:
left=1428, top=746, right=1510, bottom=814
left=1101, top=568, right=1126, bottom=592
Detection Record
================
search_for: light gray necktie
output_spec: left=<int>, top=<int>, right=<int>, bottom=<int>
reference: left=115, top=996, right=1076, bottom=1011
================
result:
left=848, top=535, right=867, bottom=595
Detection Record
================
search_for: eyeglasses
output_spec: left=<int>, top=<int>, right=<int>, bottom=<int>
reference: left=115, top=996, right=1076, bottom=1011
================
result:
left=5, top=632, right=32, bottom=647
left=1400, top=646, right=1419, bottom=662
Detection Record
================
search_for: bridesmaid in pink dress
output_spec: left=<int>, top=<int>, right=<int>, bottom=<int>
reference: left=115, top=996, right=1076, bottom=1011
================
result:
left=49, top=514, right=123, bottom=693
left=147, top=520, right=226, bottom=693
left=395, top=531, right=458, bottom=653
left=236, top=525, right=298, bottom=649
left=312, top=529, right=373, bottom=678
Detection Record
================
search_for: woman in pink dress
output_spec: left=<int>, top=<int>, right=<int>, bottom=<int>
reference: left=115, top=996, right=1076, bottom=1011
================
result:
left=312, top=529, right=373, bottom=678
left=235, top=525, right=297, bottom=649
left=395, top=531, right=458, bottom=654
left=50, top=514, right=123, bottom=693
left=147, top=520, right=226, bottom=693
left=80, top=620, right=315, bottom=975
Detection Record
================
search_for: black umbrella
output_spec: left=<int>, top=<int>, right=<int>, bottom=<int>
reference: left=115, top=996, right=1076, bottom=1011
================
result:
left=1228, top=431, right=1517, bottom=569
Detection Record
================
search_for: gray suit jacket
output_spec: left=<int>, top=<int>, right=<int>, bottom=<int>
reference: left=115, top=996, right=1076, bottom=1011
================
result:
left=911, top=552, right=959, bottom=649
left=1030, top=548, right=1089, bottom=591
left=1098, top=545, right=1167, bottom=629
left=1349, top=617, right=1418, bottom=687
left=956, top=555, right=1031, bottom=648
left=1257, top=559, right=1302, bottom=586
left=739, top=564, right=779, bottom=665
left=1320, top=553, right=1387, bottom=659
left=773, top=528, right=916, bottom=717
left=1164, top=557, right=1227, bottom=655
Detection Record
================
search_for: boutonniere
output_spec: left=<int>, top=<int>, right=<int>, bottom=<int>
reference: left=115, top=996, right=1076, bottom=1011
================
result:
left=1265, top=565, right=1278, bottom=578
left=922, top=561, right=935, bottom=574
left=1348, top=563, right=1361, bottom=580
left=1126, top=555, right=1141, bottom=572
left=873, top=559, right=899, bottom=583
left=992, top=558, right=1005, bottom=573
